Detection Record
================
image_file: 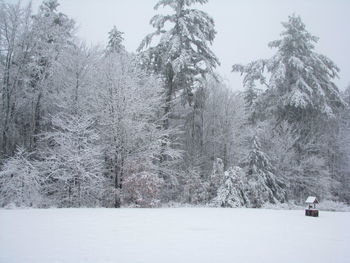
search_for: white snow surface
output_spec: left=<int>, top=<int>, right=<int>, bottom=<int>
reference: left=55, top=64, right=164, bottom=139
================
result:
left=0, top=208, right=349, bottom=263
left=306, top=196, right=318, bottom=203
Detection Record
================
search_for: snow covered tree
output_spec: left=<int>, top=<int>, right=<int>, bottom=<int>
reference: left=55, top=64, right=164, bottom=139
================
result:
left=261, top=122, right=297, bottom=197
left=137, top=0, right=220, bottom=202
left=344, top=84, right=350, bottom=105
left=0, top=1, right=33, bottom=156
left=0, top=0, right=74, bottom=157
left=242, top=136, right=286, bottom=207
left=28, top=0, right=74, bottom=149
left=293, top=151, right=331, bottom=202
left=214, top=166, right=247, bottom=208
left=51, top=40, right=101, bottom=116
left=0, top=147, right=41, bottom=207
left=138, top=0, right=219, bottom=129
left=232, top=15, right=344, bottom=137
left=333, top=86, right=350, bottom=203
left=38, top=113, right=104, bottom=207
left=202, top=80, right=247, bottom=173
left=97, top=49, right=181, bottom=207
left=262, top=121, right=331, bottom=202
left=233, top=14, right=346, bottom=204
left=106, top=26, right=124, bottom=54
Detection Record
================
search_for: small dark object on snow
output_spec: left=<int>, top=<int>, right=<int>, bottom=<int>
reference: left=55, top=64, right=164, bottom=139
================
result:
left=305, top=196, right=319, bottom=217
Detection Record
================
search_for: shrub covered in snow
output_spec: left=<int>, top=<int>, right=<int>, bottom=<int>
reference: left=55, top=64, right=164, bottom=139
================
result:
left=317, top=200, right=350, bottom=212
left=122, top=172, right=164, bottom=208
left=0, top=147, right=41, bottom=208
left=213, top=167, right=248, bottom=208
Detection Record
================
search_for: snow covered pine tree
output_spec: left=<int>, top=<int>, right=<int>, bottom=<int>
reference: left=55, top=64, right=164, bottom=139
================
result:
left=242, top=136, right=286, bottom=208
left=138, top=0, right=219, bottom=129
left=232, top=15, right=345, bottom=203
left=232, top=14, right=344, bottom=131
left=214, top=166, right=247, bottom=208
left=137, top=0, right=219, bottom=203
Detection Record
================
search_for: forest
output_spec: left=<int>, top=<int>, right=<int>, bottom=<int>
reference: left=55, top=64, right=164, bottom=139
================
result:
left=0, top=0, right=349, bottom=209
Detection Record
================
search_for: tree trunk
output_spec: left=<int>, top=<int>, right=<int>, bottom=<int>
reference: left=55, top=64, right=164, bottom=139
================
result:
left=163, top=64, right=174, bottom=130
left=114, top=152, right=125, bottom=208
left=114, top=157, right=120, bottom=208
left=1, top=53, right=13, bottom=156
left=159, top=64, right=174, bottom=165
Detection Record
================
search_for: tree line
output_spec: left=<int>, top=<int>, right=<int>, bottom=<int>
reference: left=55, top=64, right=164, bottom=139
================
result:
left=0, top=0, right=349, bottom=208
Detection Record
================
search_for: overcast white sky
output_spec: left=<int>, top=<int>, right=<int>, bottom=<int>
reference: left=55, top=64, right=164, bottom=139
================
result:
left=10, top=0, right=350, bottom=90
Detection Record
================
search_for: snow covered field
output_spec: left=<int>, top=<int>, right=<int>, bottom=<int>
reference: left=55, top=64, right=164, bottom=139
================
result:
left=0, top=208, right=349, bottom=263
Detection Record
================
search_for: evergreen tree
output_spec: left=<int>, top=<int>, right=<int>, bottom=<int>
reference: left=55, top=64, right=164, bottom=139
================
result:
left=243, top=136, right=286, bottom=207
left=233, top=15, right=345, bottom=203
left=138, top=0, right=219, bottom=129
left=232, top=15, right=344, bottom=136
left=214, top=166, right=247, bottom=208
left=106, top=26, right=125, bottom=54
left=137, top=0, right=220, bottom=202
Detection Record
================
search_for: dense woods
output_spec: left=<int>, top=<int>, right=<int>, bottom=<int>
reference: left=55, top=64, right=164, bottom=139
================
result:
left=0, top=0, right=349, bottom=208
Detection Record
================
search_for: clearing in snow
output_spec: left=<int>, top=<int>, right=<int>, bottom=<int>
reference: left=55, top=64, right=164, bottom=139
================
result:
left=0, top=208, right=349, bottom=263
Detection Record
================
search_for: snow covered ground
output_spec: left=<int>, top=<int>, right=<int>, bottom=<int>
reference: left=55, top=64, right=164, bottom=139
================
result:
left=0, top=208, right=349, bottom=263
